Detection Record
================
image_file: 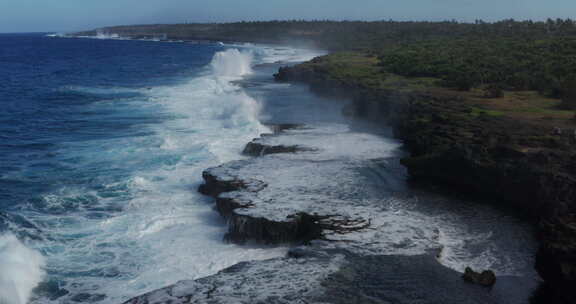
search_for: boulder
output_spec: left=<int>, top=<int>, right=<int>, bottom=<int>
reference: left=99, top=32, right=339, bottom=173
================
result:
left=242, top=141, right=305, bottom=156
left=462, top=267, right=496, bottom=286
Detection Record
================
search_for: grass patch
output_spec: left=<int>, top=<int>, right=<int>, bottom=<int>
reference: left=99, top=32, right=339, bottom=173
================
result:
left=300, top=51, right=575, bottom=128
left=300, top=52, right=440, bottom=91
left=469, top=107, right=505, bottom=117
left=465, top=91, right=575, bottom=127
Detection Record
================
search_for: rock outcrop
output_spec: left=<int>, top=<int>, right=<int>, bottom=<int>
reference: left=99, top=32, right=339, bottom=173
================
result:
left=462, top=267, right=497, bottom=286
left=198, top=165, right=323, bottom=244
left=535, top=214, right=576, bottom=302
left=242, top=124, right=315, bottom=156
left=198, top=125, right=386, bottom=245
left=242, top=140, right=311, bottom=157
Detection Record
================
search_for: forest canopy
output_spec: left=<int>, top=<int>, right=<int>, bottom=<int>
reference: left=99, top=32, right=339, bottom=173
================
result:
left=377, top=38, right=576, bottom=97
left=81, top=18, right=576, bottom=50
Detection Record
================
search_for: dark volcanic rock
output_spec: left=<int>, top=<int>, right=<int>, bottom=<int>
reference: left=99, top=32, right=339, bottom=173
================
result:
left=242, top=141, right=305, bottom=156
left=198, top=163, right=318, bottom=244
left=263, top=123, right=305, bottom=134
left=242, top=138, right=315, bottom=157
left=462, top=267, right=497, bottom=286
left=242, top=124, right=315, bottom=156
left=318, top=254, right=528, bottom=304
left=275, top=65, right=361, bottom=98
left=275, top=61, right=576, bottom=301
left=198, top=161, right=327, bottom=244
left=122, top=251, right=346, bottom=304
left=197, top=125, right=402, bottom=247
left=535, top=214, right=576, bottom=303
left=197, top=165, right=267, bottom=197
left=223, top=212, right=323, bottom=244
left=391, top=92, right=576, bottom=300
left=198, top=157, right=373, bottom=245
left=122, top=250, right=529, bottom=304
left=396, top=94, right=576, bottom=216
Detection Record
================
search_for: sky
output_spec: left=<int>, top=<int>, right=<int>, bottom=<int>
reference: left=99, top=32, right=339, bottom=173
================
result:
left=1, top=0, right=575, bottom=33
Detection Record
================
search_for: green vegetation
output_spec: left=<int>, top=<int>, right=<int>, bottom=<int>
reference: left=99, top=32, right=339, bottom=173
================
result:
left=560, top=79, right=576, bottom=110
left=283, top=48, right=575, bottom=127
left=305, top=52, right=386, bottom=88
left=288, top=52, right=440, bottom=92
left=378, top=38, right=576, bottom=96
left=373, top=37, right=576, bottom=125
left=80, top=18, right=576, bottom=51
left=469, top=107, right=504, bottom=117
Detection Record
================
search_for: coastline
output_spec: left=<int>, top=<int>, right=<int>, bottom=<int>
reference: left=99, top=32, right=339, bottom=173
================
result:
left=273, top=56, right=576, bottom=303
left=122, top=48, right=541, bottom=303
left=24, top=36, right=327, bottom=303
left=41, top=22, right=576, bottom=302
left=52, top=33, right=562, bottom=303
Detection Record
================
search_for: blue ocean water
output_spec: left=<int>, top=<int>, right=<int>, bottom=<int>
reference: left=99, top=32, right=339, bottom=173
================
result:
left=0, top=33, right=317, bottom=304
left=0, top=34, right=541, bottom=304
left=0, top=34, right=215, bottom=215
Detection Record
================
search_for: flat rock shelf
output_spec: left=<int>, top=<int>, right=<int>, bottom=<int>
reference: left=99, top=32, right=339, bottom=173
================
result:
left=199, top=124, right=412, bottom=248
left=123, top=119, right=540, bottom=304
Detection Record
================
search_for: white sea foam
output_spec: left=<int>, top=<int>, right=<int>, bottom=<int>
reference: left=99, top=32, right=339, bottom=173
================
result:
left=205, top=118, right=538, bottom=278
left=0, top=233, right=45, bottom=304
left=95, top=30, right=120, bottom=40
left=256, top=46, right=326, bottom=63
left=210, top=49, right=253, bottom=78
left=45, top=33, right=65, bottom=38
left=217, top=42, right=325, bottom=64
left=434, top=214, right=537, bottom=276
left=23, top=47, right=286, bottom=303
left=73, top=30, right=126, bottom=40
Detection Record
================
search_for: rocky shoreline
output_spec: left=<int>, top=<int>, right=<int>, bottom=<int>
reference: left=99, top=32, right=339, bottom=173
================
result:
left=197, top=123, right=389, bottom=247
left=274, top=62, right=576, bottom=303
left=123, top=121, right=536, bottom=304
left=121, top=62, right=544, bottom=303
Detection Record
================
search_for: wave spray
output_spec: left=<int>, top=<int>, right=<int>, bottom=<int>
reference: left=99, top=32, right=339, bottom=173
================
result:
left=0, top=233, right=45, bottom=304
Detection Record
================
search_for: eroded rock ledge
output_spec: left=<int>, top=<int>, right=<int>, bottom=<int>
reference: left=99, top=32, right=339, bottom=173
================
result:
left=198, top=166, right=323, bottom=244
left=242, top=124, right=316, bottom=157
left=198, top=124, right=375, bottom=245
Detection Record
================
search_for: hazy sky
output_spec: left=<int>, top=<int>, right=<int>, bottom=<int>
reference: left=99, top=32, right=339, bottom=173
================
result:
left=2, top=0, right=575, bottom=33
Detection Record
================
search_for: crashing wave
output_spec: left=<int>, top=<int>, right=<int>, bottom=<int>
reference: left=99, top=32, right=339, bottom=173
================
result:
left=0, top=233, right=45, bottom=304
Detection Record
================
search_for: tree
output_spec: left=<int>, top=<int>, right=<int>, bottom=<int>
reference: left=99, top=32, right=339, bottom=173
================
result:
left=559, top=80, right=576, bottom=110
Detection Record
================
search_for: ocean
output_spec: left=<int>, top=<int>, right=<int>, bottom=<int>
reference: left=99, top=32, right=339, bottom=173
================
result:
left=0, top=33, right=321, bottom=304
left=0, top=33, right=541, bottom=304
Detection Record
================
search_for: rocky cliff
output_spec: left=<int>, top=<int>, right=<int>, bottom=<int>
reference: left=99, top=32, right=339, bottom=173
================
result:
left=275, top=60, right=576, bottom=303
left=123, top=102, right=538, bottom=304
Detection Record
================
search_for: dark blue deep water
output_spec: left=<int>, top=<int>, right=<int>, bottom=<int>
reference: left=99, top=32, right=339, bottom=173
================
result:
left=0, top=34, right=215, bottom=211
left=0, top=33, right=295, bottom=304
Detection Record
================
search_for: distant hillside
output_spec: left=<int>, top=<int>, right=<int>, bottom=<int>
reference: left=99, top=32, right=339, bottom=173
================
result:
left=76, top=19, right=576, bottom=51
